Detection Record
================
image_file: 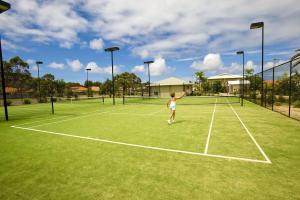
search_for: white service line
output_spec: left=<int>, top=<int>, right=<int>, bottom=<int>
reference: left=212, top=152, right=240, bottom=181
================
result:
left=14, top=110, right=100, bottom=127
left=10, top=125, right=271, bottom=164
left=204, top=98, right=217, bottom=154
left=227, top=100, right=272, bottom=164
left=27, top=107, right=129, bottom=129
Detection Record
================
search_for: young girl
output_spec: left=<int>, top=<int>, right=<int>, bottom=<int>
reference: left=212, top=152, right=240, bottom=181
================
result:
left=167, top=92, right=185, bottom=124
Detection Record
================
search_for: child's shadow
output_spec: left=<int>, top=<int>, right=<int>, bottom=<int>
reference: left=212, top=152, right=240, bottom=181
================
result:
left=173, top=120, right=185, bottom=124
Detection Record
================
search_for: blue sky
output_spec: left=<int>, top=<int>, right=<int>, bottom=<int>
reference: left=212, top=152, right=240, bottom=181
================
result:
left=1, top=0, right=299, bottom=84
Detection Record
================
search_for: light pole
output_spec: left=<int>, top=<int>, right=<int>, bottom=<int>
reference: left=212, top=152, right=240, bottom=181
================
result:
left=36, top=61, right=43, bottom=102
left=86, top=68, right=91, bottom=97
left=144, top=60, right=154, bottom=97
left=237, top=51, right=244, bottom=106
left=0, top=0, right=11, bottom=121
left=250, top=21, right=264, bottom=106
left=104, top=46, right=120, bottom=105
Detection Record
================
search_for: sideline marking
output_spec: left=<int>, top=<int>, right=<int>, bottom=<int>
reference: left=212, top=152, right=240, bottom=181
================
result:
left=227, top=100, right=272, bottom=163
left=204, top=98, right=217, bottom=154
left=10, top=125, right=271, bottom=164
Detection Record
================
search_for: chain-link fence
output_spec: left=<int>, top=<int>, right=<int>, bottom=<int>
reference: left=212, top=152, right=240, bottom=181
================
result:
left=245, top=58, right=300, bottom=121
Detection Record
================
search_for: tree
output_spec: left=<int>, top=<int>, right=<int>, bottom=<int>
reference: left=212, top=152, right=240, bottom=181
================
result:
left=3, top=56, right=31, bottom=98
left=115, top=72, right=141, bottom=96
left=195, top=71, right=208, bottom=94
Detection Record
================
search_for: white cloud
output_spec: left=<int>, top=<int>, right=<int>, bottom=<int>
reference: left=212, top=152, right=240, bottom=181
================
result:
left=67, top=59, right=83, bottom=72
left=132, top=65, right=145, bottom=73
left=150, top=56, right=173, bottom=76
left=26, top=59, right=35, bottom=65
left=86, top=62, right=121, bottom=74
left=48, top=62, right=64, bottom=69
left=89, top=38, right=104, bottom=50
left=191, top=53, right=223, bottom=71
left=1, top=0, right=299, bottom=58
left=0, top=0, right=88, bottom=48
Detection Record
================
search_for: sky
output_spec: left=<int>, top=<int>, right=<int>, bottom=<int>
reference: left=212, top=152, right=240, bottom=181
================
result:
left=1, top=0, right=299, bottom=84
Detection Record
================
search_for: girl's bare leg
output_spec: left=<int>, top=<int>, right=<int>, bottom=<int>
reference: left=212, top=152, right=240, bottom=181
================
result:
left=172, top=111, right=176, bottom=121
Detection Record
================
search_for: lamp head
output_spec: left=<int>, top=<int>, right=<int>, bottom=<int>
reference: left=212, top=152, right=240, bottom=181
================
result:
left=104, top=47, right=120, bottom=52
left=250, top=22, right=264, bottom=29
left=236, top=51, right=244, bottom=55
left=0, top=0, right=10, bottom=14
left=86, top=68, right=91, bottom=71
left=36, top=61, right=43, bottom=65
left=144, top=61, right=154, bottom=64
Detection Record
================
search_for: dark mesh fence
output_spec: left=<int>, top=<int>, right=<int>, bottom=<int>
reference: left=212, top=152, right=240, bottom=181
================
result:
left=245, top=58, right=300, bottom=121
left=291, top=58, right=300, bottom=119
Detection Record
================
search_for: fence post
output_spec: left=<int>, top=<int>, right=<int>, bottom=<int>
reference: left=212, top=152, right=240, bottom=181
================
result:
left=289, top=61, right=292, bottom=117
left=272, top=66, right=275, bottom=111
left=51, top=96, right=54, bottom=114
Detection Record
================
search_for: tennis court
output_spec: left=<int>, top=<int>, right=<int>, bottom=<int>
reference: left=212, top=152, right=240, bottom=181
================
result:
left=1, top=97, right=299, bottom=199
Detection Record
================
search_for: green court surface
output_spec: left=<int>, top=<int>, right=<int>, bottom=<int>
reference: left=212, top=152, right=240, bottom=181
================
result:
left=0, top=97, right=299, bottom=199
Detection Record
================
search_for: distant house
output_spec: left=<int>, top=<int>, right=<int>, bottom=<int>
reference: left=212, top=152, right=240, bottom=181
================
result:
left=207, top=73, right=247, bottom=94
left=150, top=77, right=193, bottom=97
left=90, top=86, right=100, bottom=93
left=70, top=86, right=87, bottom=94
left=5, top=87, right=18, bottom=95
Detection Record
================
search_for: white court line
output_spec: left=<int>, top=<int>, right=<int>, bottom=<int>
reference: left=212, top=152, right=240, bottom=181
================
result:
left=204, top=98, right=217, bottom=154
left=10, top=125, right=271, bottom=164
left=227, top=100, right=272, bottom=164
left=27, top=107, right=129, bottom=129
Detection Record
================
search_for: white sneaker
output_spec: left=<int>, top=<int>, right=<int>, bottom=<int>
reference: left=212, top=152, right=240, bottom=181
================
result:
left=172, top=120, right=176, bottom=123
left=167, top=120, right=172, bottom=124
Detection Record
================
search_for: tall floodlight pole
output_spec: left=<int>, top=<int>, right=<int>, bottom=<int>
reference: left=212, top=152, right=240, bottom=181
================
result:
left=237, top=51, right=245, bottom=106
left=86, top=68, right=91, bottom=97
left=104, top=47, right=120, bottom=105
left=0, top=0, right=11, bottom=121
left=36, top=61, right=43, bottom=102
left=250, top=21, right=264, bottom=106
left=144, top=61, right=154, bottom=97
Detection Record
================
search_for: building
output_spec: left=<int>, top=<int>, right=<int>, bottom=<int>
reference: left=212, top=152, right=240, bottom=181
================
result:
left=150, top=77, right=193, bottom=97
left=207, top=73, right=247, bottom=94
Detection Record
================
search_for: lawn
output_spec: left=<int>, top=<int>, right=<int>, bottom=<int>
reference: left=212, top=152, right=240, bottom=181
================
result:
left=0, top=97, right=299, bottom=199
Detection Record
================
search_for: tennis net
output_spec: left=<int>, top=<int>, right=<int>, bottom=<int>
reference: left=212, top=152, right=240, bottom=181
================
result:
left=49, top=96, right=105, bottom=105
left=123, top=95, right=240, bottom=105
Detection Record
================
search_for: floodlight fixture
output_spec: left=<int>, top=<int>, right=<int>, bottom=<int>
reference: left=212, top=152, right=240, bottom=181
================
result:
left=250, top=21, right=265, bottom=106
left=0, top=0, right=10, bottom=14
left=144, top=60, right=154, bottom=96
left=236, top=51, right=245, bottom=106
left=104, top=46, right=120, bottom=105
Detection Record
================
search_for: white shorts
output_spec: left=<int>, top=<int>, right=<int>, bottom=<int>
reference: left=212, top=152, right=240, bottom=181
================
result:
left=169, top=104, right=176, bottom=111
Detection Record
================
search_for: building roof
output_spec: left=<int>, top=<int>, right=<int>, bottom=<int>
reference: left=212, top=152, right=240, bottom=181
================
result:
left=70, top=86, right=87, bottom=92
left=207, top=73, right=243, bottom=80
left=152, top=77, right=192, bottom=86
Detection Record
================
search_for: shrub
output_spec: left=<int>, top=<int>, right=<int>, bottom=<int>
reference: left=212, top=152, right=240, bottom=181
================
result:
left=39, top=98, right=47, bottom=103
left=6, top=99, right=12, bottom=106
left=23, top=99, right=31, bottom=104
left=278, top=95, right=286, bottom=103
left=274, top=102, right=281, bottom=106
left=293, top=100, right=300, bottom=108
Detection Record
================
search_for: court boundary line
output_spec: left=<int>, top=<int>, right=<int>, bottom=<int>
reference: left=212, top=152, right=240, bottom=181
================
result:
left=227, top=101, right=272, bottom=163
left=204, top=98, right=217, bottom=154
left=10, top=125, right=271, bottom=164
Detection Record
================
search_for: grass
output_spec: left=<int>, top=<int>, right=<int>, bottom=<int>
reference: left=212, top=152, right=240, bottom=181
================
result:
left=0, top=97, right=300, bottom=199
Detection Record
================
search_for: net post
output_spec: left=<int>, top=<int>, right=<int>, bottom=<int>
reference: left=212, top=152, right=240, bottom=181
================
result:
left=51, top=96, right=54, bottom=114
left=123, top=95, right=125, bottom=104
